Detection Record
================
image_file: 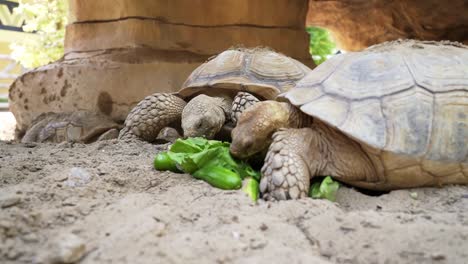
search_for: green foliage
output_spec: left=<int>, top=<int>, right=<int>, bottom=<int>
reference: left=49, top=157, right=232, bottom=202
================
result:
left=10, top=0, right=68, bottom=68
left=0, top=98, right=8, bottom=103
left=307, top=27, right=337, bottom=65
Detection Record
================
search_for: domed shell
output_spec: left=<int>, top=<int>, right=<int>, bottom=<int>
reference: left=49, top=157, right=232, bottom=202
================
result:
left=181, top=48, right=312, bottom=100
left=281, top=40, right=468, bottom=162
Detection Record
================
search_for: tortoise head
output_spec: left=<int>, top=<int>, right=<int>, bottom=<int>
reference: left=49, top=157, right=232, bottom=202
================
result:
left=182, top=94, right=228, bottom=139
left=230, top=101, right=290, bottom=159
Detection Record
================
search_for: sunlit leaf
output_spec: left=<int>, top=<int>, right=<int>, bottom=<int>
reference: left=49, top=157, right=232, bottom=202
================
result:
left=10, top=0, right=68, bottom=68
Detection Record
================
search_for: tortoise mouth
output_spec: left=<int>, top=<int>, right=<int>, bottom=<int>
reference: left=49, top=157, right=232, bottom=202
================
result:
left=229, top=140, right=261, bottom=159
left=229, top=145, right=249, bottom=159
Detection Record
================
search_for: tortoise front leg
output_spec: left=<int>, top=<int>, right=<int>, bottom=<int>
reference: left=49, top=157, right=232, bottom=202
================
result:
left=118, top=93, right=186, bottom=142
left=260, top=128, right=313, bottom=200
left=231, top=92, right=260, bottom=124
left=261, top=124, right=379, bottom=200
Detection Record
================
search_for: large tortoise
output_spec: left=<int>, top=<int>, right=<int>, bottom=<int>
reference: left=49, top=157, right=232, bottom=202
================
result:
left=230, top=40, right=468, bottom=200
left=118, top=48, right=311, bottom=142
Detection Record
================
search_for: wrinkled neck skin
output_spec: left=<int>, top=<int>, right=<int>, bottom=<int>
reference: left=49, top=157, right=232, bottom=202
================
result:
left=286, top=104, right=312, bottom=129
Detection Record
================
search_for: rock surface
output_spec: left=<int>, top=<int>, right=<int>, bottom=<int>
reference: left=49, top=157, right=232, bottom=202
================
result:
left=65, top=19, right=312, bottom=60
left=307, top=0, right=468, bottom=50
left=9, top=48, right=206, bottom=134
left=0, top=140, right=467, bottom=263
left=11, top=0, right=314, bottom=136
left=69, top=0, right=307, bottom=27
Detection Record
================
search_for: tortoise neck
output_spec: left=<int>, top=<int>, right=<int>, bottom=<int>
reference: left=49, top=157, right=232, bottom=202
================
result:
left=211, top=95, right=233, bottom=120
left=287, top=104, right=310, bottom=128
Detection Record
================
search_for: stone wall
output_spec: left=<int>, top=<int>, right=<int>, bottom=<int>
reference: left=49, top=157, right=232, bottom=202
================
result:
left=10, top=0, right=313, bottom=135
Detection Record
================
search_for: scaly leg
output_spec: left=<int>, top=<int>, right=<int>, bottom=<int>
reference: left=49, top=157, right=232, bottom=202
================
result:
left=260, top=123, right=378, bottom=200
left=118, top=93, right=186, bottom=142
left=231, top=92, right=260, bottom=124
left=260, top=128, right=313, bottom=200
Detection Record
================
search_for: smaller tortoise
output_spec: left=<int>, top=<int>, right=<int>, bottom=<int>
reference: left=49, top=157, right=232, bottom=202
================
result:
left=21, top=111, right=121, bottom=143
left=230, top=40, right=468, bottom=200
left=118, top=48, right=311, bottom=142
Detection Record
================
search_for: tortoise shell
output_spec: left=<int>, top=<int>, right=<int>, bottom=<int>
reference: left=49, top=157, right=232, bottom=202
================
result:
left=22, top=111, right=121, bottom=143
left=181, top=48, right=311, bottom=100
left=281, top=40, right=468, bottom=164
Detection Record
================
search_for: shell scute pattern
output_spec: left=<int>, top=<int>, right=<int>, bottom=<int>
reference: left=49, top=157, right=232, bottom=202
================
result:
left=188, top=50, right=245, bottom=85
left=403, top=44, right=468, bottom=92
left=249, top=51, right=307, bottom=83
left=340, top=99, right=386, bottom=149
left=182, top=48, right=311, bottom=99
left=320, top=52, right=414, bottom=100
left=426, top=92, right=468, bottom=162
left=381, top=88, right=434, bottom=156
left=284, top=41, right=468, bottom=162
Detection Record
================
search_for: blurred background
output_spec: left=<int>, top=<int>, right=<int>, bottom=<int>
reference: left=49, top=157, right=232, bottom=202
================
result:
left=1, top=0, right=467, bottom=140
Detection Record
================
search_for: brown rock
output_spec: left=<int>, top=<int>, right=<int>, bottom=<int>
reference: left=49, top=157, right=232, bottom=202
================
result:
left=307, top=0, right=468, bottom=51
left=65, top=19, right=312, bottom=61
left=11, top=0, right=314, bottom=135
left=9, top=48, right=206, bottom=134
left=70, top=0, right=308, bottom=28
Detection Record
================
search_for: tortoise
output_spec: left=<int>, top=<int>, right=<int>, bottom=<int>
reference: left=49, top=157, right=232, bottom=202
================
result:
left=230, top=40, right=468, bottom=200
left=118, top=48, right=311, bottom=142
left=21, top=111, right=121, bottom=143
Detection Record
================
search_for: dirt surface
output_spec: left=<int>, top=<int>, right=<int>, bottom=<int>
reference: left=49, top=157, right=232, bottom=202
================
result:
left=0, top=139, right=467, bottom=264
left=0, top=112, right=16, bottom=141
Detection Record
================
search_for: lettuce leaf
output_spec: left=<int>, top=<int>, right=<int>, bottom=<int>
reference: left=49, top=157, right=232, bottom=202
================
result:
left=309, top=176, right=340, bottom=202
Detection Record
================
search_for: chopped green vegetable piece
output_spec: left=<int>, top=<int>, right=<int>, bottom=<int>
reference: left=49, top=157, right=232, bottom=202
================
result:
left=155, top=137, right=260, bottom=191
left=243, top=177, right=259, bottom=202
left=238, top=162, right=261, bottom=181
left=154, top=152, right=180, bottom=173
left=309, top=176, right=340, bottom=202
left=193, top=165, right=242, bottom=190
left=409, top=192, right=418, bottom=200
left=170, top=138, right=203, bottom=153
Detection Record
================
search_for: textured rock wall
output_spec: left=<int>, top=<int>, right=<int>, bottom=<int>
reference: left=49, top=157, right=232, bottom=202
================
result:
left=10, top=0, right=313, bottom=134
left=307, top=0, right=468, bottom=51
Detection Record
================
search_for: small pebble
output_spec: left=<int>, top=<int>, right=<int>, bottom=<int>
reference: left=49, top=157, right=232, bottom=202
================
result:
left=232, top=231, right=240, bottom=239
left=53, top=174, right=69, bottom=182
left=22, top=142, right=37, bottom=148
left=22, top=233, right=39, bottom=243
left=37, top=233, right=86, bottom=264
left=62, top=198, right=77, bottom=207
left=64, top=167, right=92, bottom=187
left=0, top=195, right=22, bottom=208
left=431, top=253, right=446, bottom=261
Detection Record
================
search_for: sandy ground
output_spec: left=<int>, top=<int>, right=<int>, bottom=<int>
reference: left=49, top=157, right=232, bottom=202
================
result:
left=0, top=112, right=16, bottom=141
left=0, top=139, right=467, bottom=264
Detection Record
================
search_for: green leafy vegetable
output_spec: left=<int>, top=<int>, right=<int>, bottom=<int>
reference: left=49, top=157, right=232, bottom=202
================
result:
left=154, top=138, right=260, bottom=190
left=309, top=176, right=340, bottom=202
left=242, top=177, right=259, bottom=202
left=153, top=152, right=180, bottom=173
left=193, top=165, right=242, bottom=190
